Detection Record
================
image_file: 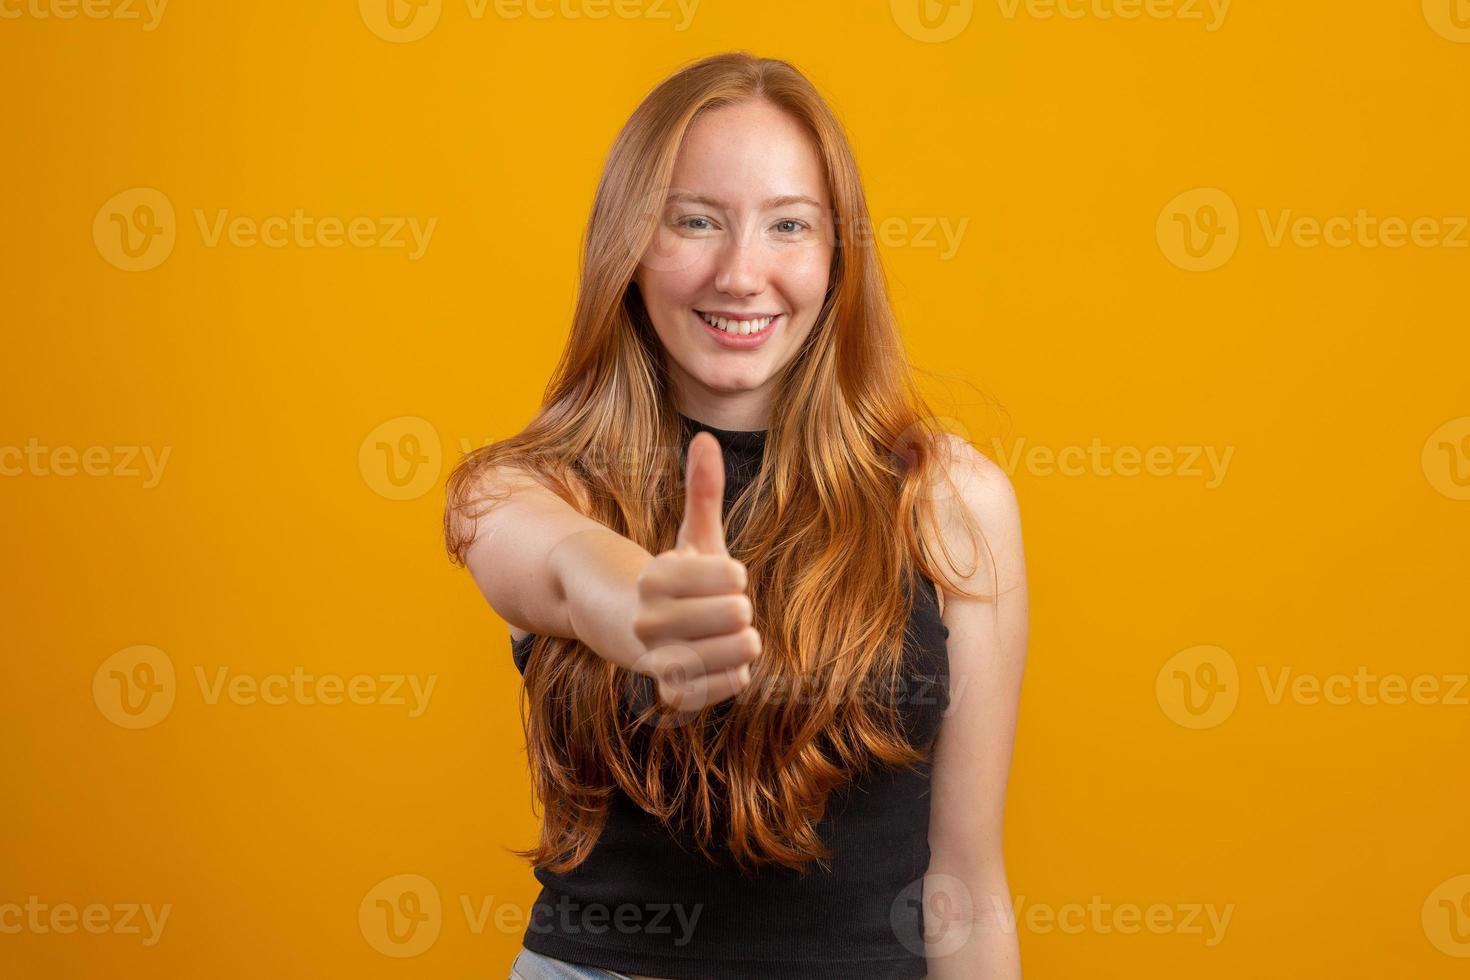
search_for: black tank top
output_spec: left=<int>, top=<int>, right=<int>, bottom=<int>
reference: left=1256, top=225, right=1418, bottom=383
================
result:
left=509, top=412, right=951, bottom=979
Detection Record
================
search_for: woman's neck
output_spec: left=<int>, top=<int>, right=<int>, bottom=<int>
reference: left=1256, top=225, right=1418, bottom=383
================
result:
left=678, top=410, right=768, bottom=435
left=673, top=392, right=770, bottom=432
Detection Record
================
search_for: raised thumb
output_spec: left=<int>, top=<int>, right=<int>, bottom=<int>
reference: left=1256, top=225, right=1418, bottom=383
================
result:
left=675, top=431, right=728, bottom=556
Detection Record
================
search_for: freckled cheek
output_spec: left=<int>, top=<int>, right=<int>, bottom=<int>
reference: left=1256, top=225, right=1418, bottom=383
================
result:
left=639, top=248, right=713, bottom=308
left=777, top=249, right=833, bottom=309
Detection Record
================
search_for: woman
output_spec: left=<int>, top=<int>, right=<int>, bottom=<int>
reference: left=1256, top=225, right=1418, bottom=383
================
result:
left=445, top=52, right=1028, bottom=980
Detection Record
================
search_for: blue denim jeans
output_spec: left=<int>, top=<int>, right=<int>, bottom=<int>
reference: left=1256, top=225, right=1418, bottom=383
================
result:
left=509, top=946, right=638, bottom=979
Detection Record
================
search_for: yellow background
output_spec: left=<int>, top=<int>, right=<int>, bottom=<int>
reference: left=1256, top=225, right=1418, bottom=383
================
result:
left=3, top=0, right=1468, bottom=976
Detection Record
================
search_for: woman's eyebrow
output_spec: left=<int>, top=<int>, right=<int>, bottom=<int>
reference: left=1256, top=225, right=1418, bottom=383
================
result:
left=666, top=191, right=825, bottom=210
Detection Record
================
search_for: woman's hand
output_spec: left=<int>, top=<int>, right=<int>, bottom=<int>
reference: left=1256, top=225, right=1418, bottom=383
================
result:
left=630, top=431, right=762, bottom=712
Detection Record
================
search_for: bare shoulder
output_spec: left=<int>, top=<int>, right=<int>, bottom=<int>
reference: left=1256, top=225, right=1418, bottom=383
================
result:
left=923, top=432, right=1026, bottom=608
left=932, top=431, right=1019, bottom=519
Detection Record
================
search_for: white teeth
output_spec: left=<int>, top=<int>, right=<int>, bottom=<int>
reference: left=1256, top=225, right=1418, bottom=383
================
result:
left=698, top=311, right=776, bottom=334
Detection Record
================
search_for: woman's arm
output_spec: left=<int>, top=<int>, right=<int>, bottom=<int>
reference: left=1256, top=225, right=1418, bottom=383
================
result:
left=455, top=435, right=760, bottom=710
left=456, top=464, right=653, bottom=673
left=924, top=434, right=1029, bottom=979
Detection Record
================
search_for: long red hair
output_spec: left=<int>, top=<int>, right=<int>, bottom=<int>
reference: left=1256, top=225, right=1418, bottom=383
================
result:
left=444, top=51, right=992, bottom=875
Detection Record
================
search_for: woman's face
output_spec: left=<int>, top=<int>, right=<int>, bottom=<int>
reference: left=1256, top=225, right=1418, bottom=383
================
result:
left=634, top=99, right=834, bottom=427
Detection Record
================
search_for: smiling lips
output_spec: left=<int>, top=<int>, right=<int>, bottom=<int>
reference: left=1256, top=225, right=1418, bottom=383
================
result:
left=696, top=309, right=779, bottom=336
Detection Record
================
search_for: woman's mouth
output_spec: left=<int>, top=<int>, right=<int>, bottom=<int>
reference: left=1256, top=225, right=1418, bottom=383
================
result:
left=694, top=309, right=781, bottom=349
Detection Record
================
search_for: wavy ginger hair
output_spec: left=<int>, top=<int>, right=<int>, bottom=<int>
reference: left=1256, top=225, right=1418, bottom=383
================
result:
left=444, top=51, right=992, bottom=876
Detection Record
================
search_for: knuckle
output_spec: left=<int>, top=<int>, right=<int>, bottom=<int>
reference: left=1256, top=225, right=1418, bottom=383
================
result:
left=726, top=558, right=748, bottom=589
left=634, top=573, right=654, bottom=599
left=635, top=560, right=663, bottom=597
left=631, top=613, right=658, bottom=643
left=639, top=648, right=667, bottom=674
left=731, top=594, right=753, bottom=626
left=659, top=678, right=691, bottom=709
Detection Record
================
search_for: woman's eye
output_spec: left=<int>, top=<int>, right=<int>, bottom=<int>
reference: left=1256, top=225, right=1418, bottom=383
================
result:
left=674, top=216, right=807, bottom=235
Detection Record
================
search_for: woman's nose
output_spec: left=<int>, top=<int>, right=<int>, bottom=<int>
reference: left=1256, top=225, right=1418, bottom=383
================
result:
left=713, top=228, right=767, bottom=297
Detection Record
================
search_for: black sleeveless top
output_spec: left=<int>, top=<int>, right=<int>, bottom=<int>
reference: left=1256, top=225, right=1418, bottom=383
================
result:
left=510, top=413, right=951, bottom=979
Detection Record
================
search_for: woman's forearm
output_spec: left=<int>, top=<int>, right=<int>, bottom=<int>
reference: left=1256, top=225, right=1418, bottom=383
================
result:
left=924, top=873, right=1022, bottom=980
left=547, top=526, right=654, bottom=672
left=928, top=918, right=1022, bottom=980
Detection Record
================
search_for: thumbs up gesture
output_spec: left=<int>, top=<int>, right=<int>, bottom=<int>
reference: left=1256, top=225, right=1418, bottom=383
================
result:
left=630, top=431, right=762, bottom=712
